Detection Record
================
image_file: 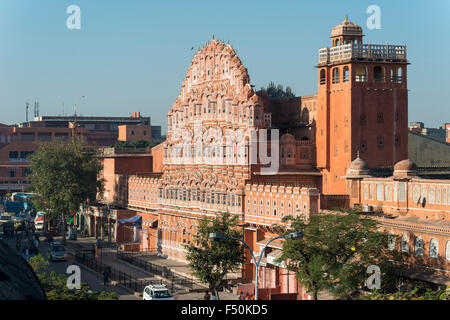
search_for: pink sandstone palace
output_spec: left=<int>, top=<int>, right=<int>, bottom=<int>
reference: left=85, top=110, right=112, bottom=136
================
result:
left=84, top=18, right=450, bottom=299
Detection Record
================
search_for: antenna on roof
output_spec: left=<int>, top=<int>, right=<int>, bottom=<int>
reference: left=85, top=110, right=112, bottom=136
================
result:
left=25, top=102, right=29, bottom=122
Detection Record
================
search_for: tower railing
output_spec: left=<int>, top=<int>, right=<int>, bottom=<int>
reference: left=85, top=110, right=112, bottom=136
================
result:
left=318, top=43, right=407, bottom=65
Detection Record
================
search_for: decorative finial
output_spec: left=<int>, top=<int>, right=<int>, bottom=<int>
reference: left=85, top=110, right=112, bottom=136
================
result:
left=212, top=34, right=215, bottom=40
left=346, top=14, right=349, bottom=21
left=357, top=150, right=360, bottom=158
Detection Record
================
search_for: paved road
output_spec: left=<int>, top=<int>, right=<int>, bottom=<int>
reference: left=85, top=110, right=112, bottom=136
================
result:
left=0, top=231, right=138, bottom=300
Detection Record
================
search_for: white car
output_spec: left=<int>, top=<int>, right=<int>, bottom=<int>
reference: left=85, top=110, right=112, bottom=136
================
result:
left=143, top=284, right=174, bottom=300
left=34, top=212, right=44, bottom=232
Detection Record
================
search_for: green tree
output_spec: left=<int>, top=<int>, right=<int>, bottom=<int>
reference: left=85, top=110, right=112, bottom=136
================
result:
left=111, top=139, right=157, bottom=149
left=278, top=213, right=401, bottom=300
left=28, top=254, right=119, bottom=300
left=184, top=212, right=245, bottom=299
left=29, top=137, right=104, bottom=244
left=359, top=287, right=450, bottom=300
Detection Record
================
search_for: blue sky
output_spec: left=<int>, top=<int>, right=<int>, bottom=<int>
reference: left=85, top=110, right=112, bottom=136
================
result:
left=1, top=0, right=449, bottom=134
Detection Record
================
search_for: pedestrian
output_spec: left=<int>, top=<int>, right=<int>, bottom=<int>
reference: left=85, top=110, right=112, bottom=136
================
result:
left=244, top=292, right=250, bottom=300
left=203, top=291, right=211, bottom=300
left=102, top=270, right=109, bottom=287
left=22, top=247, right=29, bottom=260
left=211, top=293, right=217, bottom=300
left=249, top=293, right=254, bottom=300
left=238, top=289, right=244, bottom=300
left=15, top=237, right=21, bottom=251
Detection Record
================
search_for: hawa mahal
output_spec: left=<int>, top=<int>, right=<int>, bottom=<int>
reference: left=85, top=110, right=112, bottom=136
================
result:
left=87, top=18, right=450, bottom=298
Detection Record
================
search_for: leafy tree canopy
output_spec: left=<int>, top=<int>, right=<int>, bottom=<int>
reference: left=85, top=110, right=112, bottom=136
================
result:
left=111, top=139, right=157, bottom=149
left=277, top=213, right=402, bottom=300
left=184, top=212, right=245, bottom=299
left=28, top=254, right=119, bottom=300
left=359, top=287, right=450, bottom=300
left=29, top=138, right=104, bottom=242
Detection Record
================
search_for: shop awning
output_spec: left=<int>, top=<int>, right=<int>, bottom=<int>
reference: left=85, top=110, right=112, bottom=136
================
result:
left=402, top=269, right=450, bottom=286
left=267, top=250, right=286, bottom=268
left=118, top=215, right=142, bottom=225
left=143, top=218, right=158, bottom=228
left=256, top=239, right=284, bottom=249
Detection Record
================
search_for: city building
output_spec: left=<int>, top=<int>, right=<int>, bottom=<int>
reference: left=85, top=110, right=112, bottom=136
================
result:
left=0, top=112, right=162, bottom=195
left=23, top=111, right=151, bottom=146
left=409, top=122, right=449, bottom=143
left=89, top=18, right=450, bottom=299
left=0, top=124, right=88, bottom=195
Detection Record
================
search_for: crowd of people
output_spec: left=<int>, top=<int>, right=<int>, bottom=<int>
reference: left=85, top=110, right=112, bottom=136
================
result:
left=15, top=220, right=40, bottom=259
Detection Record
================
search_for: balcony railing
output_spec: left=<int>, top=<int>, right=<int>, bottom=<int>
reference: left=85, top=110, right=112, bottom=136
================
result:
left=318, top=43, right=407, bottom=65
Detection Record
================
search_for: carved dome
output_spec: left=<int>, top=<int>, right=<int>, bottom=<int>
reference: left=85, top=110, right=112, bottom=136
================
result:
left=346, top=155, right=370, bottom=177
left=331, top=16, right=363, bottom=37
left=393, top=159, right=418, bottom=178
left=281, top=133, right=296, bottom=144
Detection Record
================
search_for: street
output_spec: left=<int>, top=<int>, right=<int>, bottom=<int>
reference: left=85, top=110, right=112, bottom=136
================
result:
left=0, top=230, right=138, bottom=300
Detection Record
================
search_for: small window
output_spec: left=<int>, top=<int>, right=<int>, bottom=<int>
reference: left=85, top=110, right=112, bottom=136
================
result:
left=374, top=66, right=385, bottom=83
left=446, top=241, right=450, bottom=261
left=332, top=68, right=340, bottom=84
left=395, top=135, right=401, bottom=147
left=414, top=237, right=424, bottom=256
left=343, top=66, right=349, bottom=82
left=430, top=239, right=439, bottom=258
left=360, top=113, right=367, bottom=126
left=391, top=67, right=403, bottom=84
left=355, top=65, right=367, bottom=82
left=388, top=233, right=396, bottom=251
left=320, top=69, right=326, bottom=85
left=401, top=234, right=409, bottom=253
left=377, top=112, right=384, bottom=123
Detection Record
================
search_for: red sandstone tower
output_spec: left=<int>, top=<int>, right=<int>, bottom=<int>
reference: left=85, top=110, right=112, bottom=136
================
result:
left=316, top=17, right=409, bottom=194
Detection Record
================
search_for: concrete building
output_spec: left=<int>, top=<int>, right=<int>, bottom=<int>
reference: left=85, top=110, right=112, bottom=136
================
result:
left=0, top=125, right=88, bottom=195
left=0, top=112, right=161, bottom=195
left=23, top=111, right=151, bottom=146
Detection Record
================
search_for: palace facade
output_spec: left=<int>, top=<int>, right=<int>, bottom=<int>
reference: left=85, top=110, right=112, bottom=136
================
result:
left=87, top=18, right=450, bottom=298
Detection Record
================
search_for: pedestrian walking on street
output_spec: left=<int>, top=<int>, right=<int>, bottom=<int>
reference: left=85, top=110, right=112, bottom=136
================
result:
left=15, top=238, right=21, bottom=251
left=102, top=270, right=109, bottom=287
left=203, top=291, right=211, bottom=300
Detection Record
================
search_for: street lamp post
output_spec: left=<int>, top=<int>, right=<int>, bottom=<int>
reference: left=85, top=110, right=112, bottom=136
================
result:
left=209, top=231, right=302, bottom=300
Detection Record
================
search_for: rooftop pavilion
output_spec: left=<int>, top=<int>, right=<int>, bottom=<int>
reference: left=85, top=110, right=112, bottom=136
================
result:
left=318, top=16, right=408, bottom=66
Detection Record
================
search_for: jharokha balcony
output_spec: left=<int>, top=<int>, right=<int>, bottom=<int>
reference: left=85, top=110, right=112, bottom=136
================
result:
left=318, top=43, right=408, bottom=66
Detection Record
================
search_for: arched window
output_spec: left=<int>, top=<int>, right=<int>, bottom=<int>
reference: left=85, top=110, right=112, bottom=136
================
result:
left=332, top=68, right=340, bottom=84
left=446, top=241, right=450, bottom=261
left=429, top=239, right=439, bottom=258
left=388, top=232, right=396, bottom=251
left=343, top=66, right=349, bottom=82
left=355, top=65, right=367, bottom=82
left=414, top=237, right=424, bottom=256
left=400, top=234, right=409, bottom=253
left=391, top=67, right=403, bottom=83
left=320, top=69, right=326, bottom=85
left=374, top=66, right=385, bottom=82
